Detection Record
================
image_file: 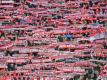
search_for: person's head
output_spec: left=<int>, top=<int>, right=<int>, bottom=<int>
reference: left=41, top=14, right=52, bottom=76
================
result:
left=6, top=73, right=9, bottom=76
left=69, top=78, right=73, bottom=80
left=21, top=73, right=24, bottom=76
left=69, top=33, right=73, bottom=35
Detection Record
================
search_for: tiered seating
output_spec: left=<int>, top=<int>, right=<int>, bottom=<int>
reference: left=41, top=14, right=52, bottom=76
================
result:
left=0, top=0, right=107, bottom=80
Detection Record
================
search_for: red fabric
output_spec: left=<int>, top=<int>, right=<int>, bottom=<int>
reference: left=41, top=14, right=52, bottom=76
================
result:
left=37, top=77, right=40, bottom=80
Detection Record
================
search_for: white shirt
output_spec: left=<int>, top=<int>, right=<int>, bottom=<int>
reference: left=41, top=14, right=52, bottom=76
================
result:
left=97, top=75, right=103, bottom=80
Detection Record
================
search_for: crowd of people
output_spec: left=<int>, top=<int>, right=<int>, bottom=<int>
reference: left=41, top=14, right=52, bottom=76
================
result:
left=0, top=0, right=107, bottom=80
